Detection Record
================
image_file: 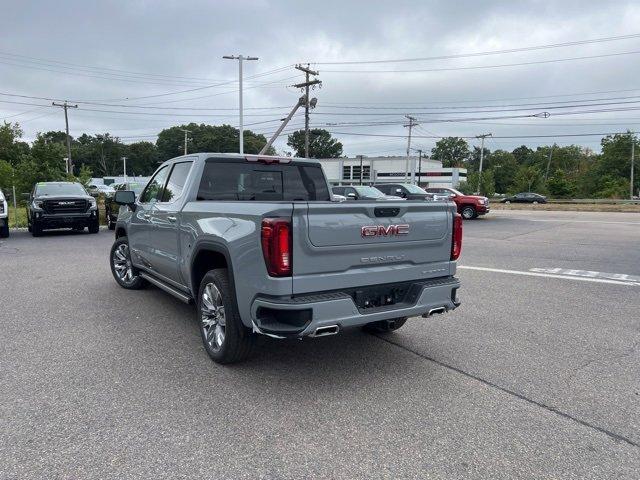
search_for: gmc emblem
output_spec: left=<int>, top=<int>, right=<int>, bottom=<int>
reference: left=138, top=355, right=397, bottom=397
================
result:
left=361, top=224, right=410, bottom=237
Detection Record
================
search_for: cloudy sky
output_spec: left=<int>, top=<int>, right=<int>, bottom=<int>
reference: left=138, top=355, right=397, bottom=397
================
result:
left=1, top=0, right=640, bottom=157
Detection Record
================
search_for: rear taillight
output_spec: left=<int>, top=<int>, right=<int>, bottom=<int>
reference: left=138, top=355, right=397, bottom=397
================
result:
left=261, top=218, right=292, bottom=276
left=451, top=213, right=462, bottom=260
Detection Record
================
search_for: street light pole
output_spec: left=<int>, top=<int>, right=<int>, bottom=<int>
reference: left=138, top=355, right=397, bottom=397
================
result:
left=122, top=157, right=127, bottom=183
left=223, top=55, right=258, bottom=154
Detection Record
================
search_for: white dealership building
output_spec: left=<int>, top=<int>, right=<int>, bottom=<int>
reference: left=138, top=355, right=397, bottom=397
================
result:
left=318, top=156, right=467, bottom=189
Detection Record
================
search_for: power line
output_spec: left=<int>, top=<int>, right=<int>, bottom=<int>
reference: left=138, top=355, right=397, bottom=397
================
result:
left=310, top=33, right=640, bottom=64
left=321, top=50, right=640, bottom=73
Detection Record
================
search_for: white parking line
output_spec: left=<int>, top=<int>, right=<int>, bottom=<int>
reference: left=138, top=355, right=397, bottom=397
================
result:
left=523, top=219, right=640, bottom=226
left=458, top=265, right=638, bottom=286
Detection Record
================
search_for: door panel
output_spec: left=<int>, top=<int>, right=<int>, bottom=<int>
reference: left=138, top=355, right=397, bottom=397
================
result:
left=146, top=161, right=193, bottom=284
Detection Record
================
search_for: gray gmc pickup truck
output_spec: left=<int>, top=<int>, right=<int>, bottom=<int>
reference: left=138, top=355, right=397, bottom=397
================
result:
left=109, top=153, right=462, bottom=364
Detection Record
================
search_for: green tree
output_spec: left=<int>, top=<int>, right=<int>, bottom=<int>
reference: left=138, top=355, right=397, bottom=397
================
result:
left=0, top=122, right=29, bottom=166
left=156, top=123, right=272, bottom=161
left=460, top=170, right=495, bottom=196
left=546, top=169, right=576, bottom=198
left=126, top=141, right=159, bottom=176
left=489, top=150, right=518, bottom=193
left=286, top=129, right=343, bottom=158
left=512, top=165, right=542, bottom=193
left=512, top=145, right=534, bottom=165
left=431, top=137, right=469, bottom=167
left=0, top=159, right=15, bottom=191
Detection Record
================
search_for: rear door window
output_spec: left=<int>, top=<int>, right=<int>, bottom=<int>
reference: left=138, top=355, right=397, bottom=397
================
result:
left=197, top=160, right=330, bottom=201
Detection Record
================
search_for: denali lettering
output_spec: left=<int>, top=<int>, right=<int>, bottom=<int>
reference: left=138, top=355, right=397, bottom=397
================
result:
left=361, top=224, right=410, bottom=237
left=361, top=255, right=406, bottom=263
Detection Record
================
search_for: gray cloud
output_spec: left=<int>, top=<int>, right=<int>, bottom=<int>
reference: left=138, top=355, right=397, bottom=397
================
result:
left=1, top=0, right=639, bottom=155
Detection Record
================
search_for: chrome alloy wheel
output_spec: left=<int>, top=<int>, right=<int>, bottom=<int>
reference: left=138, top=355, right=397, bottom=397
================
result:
left=112, top=243, right=135, bottom=284
left=201, top=283, right=226, bottom=351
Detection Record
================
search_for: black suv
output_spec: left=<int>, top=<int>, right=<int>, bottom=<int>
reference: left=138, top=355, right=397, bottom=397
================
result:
left=105, top=182, right=145, bottom=230
left=374, top=183, right=435, bottom=200
left=27, top=182, right=99, bottom=236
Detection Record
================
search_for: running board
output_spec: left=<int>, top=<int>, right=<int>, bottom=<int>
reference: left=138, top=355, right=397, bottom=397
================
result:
left=139, top=272, right=193, bottom=304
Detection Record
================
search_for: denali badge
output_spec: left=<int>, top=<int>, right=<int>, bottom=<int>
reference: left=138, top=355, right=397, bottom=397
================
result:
left=361, top=224, right=410, bottom=237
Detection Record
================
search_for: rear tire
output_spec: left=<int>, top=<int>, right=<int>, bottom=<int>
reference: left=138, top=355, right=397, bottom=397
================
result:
left=198, top=269, right=255, bottom=364
left=0, top=222, right=9, bottom=238
left=363, top=317, right=407, bottom=333
left=461, top=206, right=477, bottom=220
left=110, top=236, right=147, bottom=289
left=32, top=220, right=42, bottom=237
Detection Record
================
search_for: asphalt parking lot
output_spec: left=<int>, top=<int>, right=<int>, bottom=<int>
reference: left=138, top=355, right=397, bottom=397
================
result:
left=1, top=209, right=639, bottom=479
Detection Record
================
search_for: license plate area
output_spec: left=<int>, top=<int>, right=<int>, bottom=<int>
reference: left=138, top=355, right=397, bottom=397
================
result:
left=352, top=283, right=414, bottom=311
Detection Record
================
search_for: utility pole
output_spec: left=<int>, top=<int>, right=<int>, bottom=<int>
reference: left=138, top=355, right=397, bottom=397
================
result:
left=121, top=157, right=127, bottom=183
left=416, top=149, right=423, bottom=186
left=294, top=64, right=322, bottom=158
left=259, top=96, right=306, bottom=155
left=544, top=145, right=554, bottom=180
left=180, top=129, right=191, bottom=155
left=52, top=101, right=78, bottom=173
left=631, top=137, right=636, bottom=199
left=223, top=55, right=259, bottom=154
left=476, top=133, right=492, bottom=194
left=404, top=116, right=418, bottom=182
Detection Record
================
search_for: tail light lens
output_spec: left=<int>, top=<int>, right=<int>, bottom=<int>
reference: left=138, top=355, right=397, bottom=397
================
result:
left=451, top=213, right=462, bottom=260
left=261, top=218, right=292, bottom=276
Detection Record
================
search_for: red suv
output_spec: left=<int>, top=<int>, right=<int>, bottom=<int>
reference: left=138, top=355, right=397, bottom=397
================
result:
left=425, top=187, right=489, bottom=219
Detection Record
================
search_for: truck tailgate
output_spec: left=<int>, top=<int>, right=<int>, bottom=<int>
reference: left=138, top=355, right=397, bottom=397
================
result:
left=292, top=201, right=455, bottom=295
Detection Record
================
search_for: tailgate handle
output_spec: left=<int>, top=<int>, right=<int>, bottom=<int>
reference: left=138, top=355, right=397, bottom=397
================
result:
left=374, top=207, right=400, bottom=217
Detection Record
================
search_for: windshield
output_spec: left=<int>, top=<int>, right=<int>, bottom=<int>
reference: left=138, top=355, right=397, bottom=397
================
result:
left=354, top=186, right=386, bottom=198
left=35, top=183, right=87, bottom=196
left=403, top=184, right=429, bottom=194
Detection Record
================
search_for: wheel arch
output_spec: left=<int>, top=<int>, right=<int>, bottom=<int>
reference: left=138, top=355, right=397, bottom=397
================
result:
left=190, top=241, right=236, bottom=301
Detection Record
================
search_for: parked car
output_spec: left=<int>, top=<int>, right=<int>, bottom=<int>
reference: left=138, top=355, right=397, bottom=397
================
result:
left=0, top=189, right=8, bottom=238
left=87, top=184, right=116, bottom=197
left=425, top=187, right=489, bottom=219
left=501, top=192, right=547, bottom=204
left=374, top=183, right=435, bottom=200
left=110, top=153, right=462, bottom=364
left=332, top=185, right=403, bottom=201
left=105, top=182, right=146, bottom=230
left=26, top=182, right=100, bottom=236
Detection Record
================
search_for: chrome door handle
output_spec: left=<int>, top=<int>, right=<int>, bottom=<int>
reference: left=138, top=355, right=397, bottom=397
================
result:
left=167, top=216, right=177, bottom=222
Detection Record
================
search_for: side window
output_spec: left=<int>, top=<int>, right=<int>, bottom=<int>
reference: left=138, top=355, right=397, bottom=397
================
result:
left=161, top=161, right=193, bottom=202
left=139, top=166, right=169, bottom=203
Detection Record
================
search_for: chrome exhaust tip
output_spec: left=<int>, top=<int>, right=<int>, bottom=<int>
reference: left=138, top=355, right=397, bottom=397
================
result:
left=310, top=325, right=340, bottom=337
left=423, top=306, right=447, bottom=317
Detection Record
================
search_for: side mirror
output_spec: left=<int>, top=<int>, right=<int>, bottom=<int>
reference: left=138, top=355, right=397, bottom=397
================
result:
left=395, top=188, right=403, bottom=195
left=114, top=190, right=136, bottom=206
left=347, top=192, right=357, bottom=200
left=449, top=194, right=456, bottom=199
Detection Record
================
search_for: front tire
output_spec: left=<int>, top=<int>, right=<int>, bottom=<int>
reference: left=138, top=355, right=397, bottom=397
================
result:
left=363, top=317, right=407, bottom=333
left=461, top=206, right=477, bottom=220
left=32, top=220, right=42, bottom=237
left=110, top=236, right=147, bottom=289
left=88, top=217, right=100, bottom=234
left=0, top=222, right=8, bottom=238
left=198, top=269, right=255, bottom=364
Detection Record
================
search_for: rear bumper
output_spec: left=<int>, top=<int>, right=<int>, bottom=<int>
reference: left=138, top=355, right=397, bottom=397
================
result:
left=251, top=276, right=460, bottom=337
